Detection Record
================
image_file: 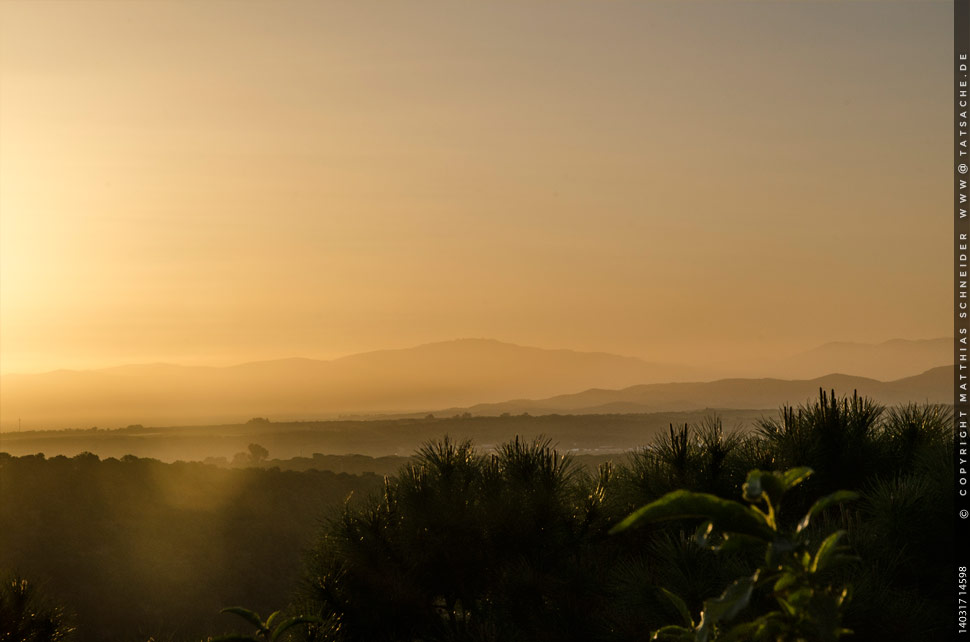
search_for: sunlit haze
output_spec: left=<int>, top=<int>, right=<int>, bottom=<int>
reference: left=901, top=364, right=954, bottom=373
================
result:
left=0, top=1, right=951, bottom=375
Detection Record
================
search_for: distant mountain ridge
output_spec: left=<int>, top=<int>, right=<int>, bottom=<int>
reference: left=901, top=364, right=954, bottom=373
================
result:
left=0, top=338, right=951, bottom=431
left=761, top=338, right=950, bottom=381
left=0, top=339, right=708, bottom=430
left=435, top=366, right=950, bottom=417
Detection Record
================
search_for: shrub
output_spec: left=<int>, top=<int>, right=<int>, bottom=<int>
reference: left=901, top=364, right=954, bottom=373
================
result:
left=0, top=573, right=74, bottom=642
left=611, top=467, right=858, bottom=642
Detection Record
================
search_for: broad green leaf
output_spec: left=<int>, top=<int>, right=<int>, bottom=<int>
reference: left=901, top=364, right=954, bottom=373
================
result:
left=221, top=607, right=265, bottom=631
left=797, top=491, right=859, bottom=534
left=716, top=532, right=765, bottom=554
left=210, top=636, right=260, bottom=642
left=799, top=551, right=812, bottom=570
left=773, top=571, right=798, bottom=593
left=651, top=624, right=694, bottom=641
left=610, top=490, right=774, bottom=540
left=743, top=468, right=812, bottom=519
left=776, top=596, right=796, bottom=617
left=658, top=587, right=694, bottom=628
left=811, top=530, right=847, bottom=573
left=696, top=575, right=756, bottom=642
left=742, top=470, right=784, bottom=506
left=742, top=473, right=761, bottom=500
left=786, top=587, right=815, bottom=608
left=781, top=467, right=813, bottom=491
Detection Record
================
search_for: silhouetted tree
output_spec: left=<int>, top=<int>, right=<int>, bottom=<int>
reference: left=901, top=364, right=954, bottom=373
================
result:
left=248, top=443, right=270, bottom=465
left=306, top=436, right=617, bottom=642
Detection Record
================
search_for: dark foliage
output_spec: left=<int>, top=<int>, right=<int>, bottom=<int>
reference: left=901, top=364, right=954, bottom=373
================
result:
left=304, top=393, right=952, bottom=642
left=1, top=391, right=953, bottom=642
left=0, top=454, right=382, bottom=642
left=0, top=573, right=74, bottom=642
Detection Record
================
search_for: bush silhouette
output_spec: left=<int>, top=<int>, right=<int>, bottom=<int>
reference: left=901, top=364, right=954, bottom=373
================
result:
left=301, top=397, right=952, bottom=642
left=0, top=573, right=74, bottom=642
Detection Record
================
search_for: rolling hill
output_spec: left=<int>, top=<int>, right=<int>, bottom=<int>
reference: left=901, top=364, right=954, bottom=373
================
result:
left=760, top=338, right=950, bottom=380
left=440, top=366, right=951, bottom=416
left=0, top=339, right=709, bottom=430
left=0, top=338, right=951, bottom=431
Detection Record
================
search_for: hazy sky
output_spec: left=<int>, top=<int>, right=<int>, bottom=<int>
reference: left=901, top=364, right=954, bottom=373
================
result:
left=0, top=1, right=952, bottom=374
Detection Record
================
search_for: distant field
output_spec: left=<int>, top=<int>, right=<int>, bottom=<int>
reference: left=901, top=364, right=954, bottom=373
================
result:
left=0, top=409, right=771, bottom=461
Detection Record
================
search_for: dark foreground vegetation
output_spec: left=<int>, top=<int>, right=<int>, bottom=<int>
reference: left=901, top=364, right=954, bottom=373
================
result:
left=0, top=457, right=383, bottom=641
left=1, top=391, right=953, bottom=641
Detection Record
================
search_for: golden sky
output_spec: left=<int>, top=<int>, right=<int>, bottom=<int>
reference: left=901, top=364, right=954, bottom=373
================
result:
left=0, top=1, right=952, bottom=374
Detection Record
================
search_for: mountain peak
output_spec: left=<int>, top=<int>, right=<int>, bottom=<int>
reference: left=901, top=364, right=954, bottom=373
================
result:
left=767, top=337, right=951, bottom=381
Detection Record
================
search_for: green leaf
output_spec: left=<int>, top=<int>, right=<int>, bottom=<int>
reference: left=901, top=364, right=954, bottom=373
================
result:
left=696, top=575, right=756, bottom=642
left=610, top=490, right=774, bottom=540
left=786, top=587, right=815, bottom=608
left=811, top=530, right=847, bottom=573
left=658, top=587, right=694, bottom=628
left=797, top=491, right=859, bottom=534
left=742, top=470, right=784, bottom=505
left=743, top=468, right=812, bottom=518
left=781, top=467, right=813, bottom=491
left=716, top=532, right=765, bottom=554
left=651, top=624, right=694, bottom=641
left=799, top=550, right=812, bottom=570
left=210, top=636, right=261, bottom=642
left=776, top=596, right=797, bottom=617
left=221, top=607, right=265, bottom=631
left=741, top=470, right=768, bottom=502
left=773, top=571, right=798, bottom=593
left=265, top=611, right=280, bottom=630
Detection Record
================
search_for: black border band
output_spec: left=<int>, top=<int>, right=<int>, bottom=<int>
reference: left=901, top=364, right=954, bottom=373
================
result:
left=954, top=1, right=968, bottom=638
